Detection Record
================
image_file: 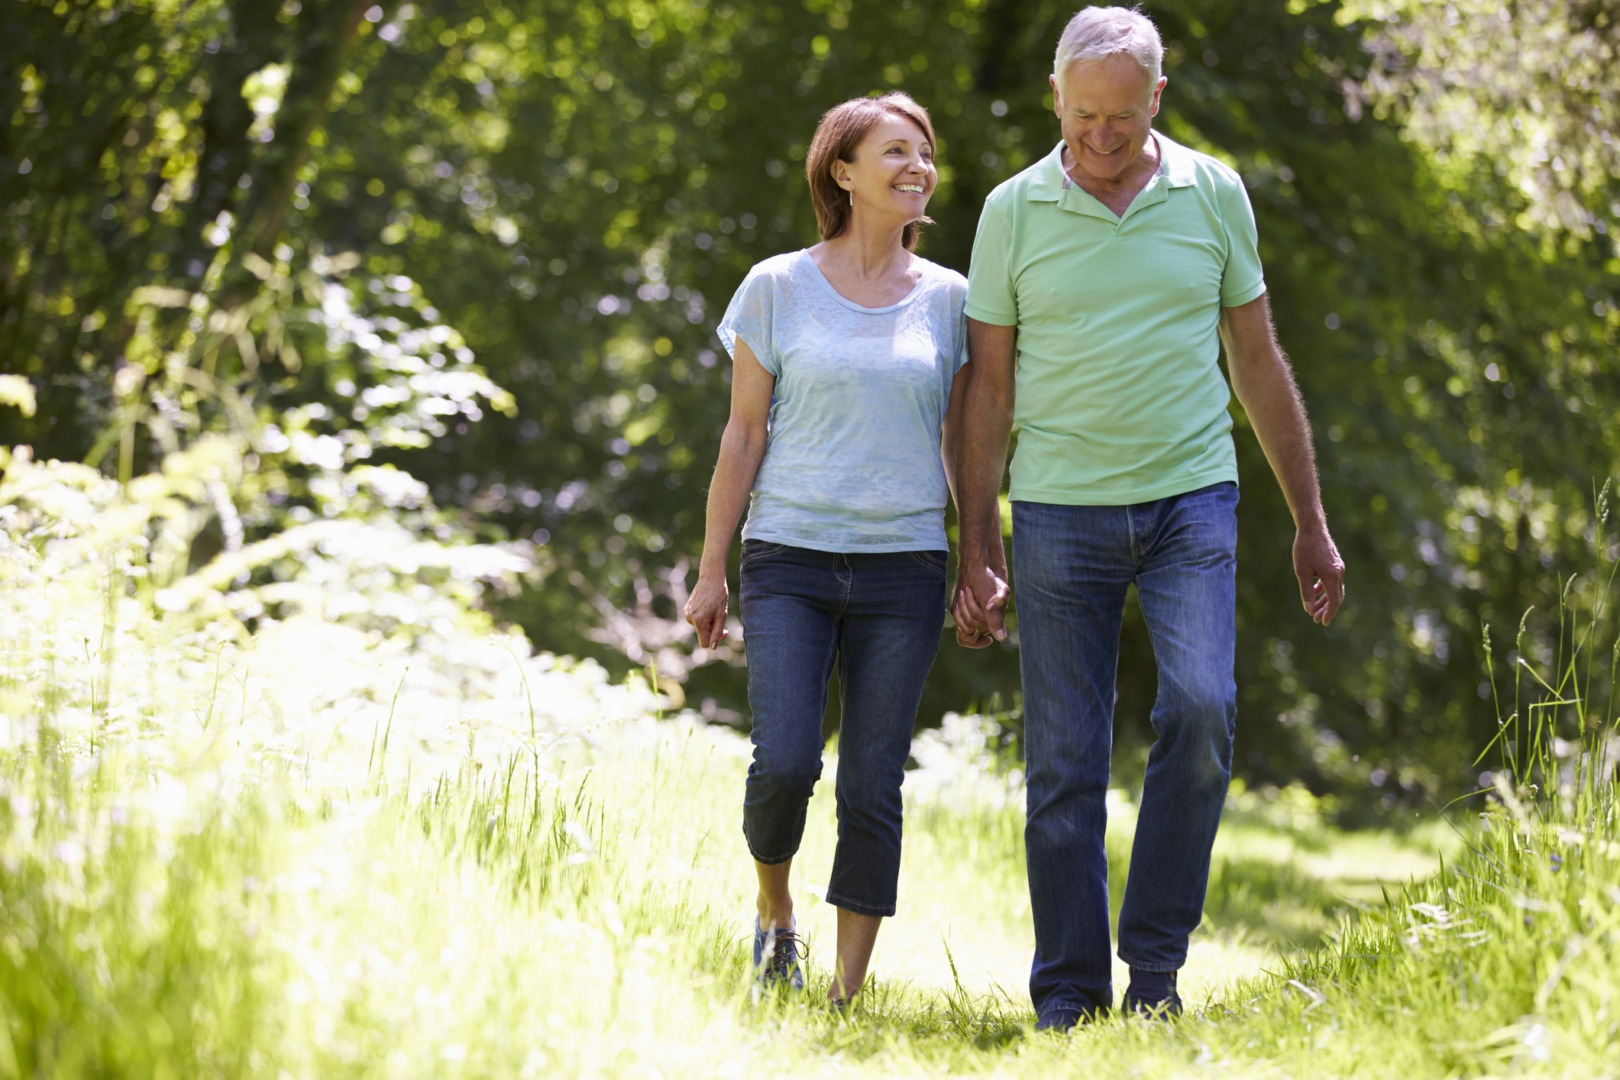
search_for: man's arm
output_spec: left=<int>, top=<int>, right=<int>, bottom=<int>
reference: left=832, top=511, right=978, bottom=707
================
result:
left=953, top=317, right=1018, bottom=645
left=940, top=362, right=973, bottom=511
left=1220, top=293, right=1345, bottom=626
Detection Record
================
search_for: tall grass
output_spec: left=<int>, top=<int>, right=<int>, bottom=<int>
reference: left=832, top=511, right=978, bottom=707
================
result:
left=2, top=456, right=1617, bottom=1076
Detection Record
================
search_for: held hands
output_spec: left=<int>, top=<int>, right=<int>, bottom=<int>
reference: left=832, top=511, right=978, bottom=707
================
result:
left=1295, top=525, right=1346, bottom=626
left=951, top=558, right=1010, bottom=649
left=683, top=574, right=730, bottom=649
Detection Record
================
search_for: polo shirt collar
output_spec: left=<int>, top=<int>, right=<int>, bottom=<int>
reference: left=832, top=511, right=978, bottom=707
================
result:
left=1027, top=142, right=1069, bottom=203
left=1027, top=132, right=1198, bottom=205
left=1154, top=133, right=1200, bottom=189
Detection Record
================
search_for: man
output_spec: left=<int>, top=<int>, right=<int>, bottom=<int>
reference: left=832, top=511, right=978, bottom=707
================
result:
left=953, top=6, right=1346, bottom=1030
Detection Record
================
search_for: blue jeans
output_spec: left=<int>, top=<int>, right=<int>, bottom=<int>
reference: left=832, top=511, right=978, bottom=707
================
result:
left=1011, top=483, right=1238, bottom=1022
left=738, top=541, right=947, bottom=917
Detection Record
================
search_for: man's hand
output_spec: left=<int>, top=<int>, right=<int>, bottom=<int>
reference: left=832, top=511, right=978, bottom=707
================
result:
left=953, top=317, right=1018, bottom=650
left=952, top=558, right=1010, bottom=648
left=1294, top=525, right=1345, bottom=626
left=683, top=575, right=730, bottom=648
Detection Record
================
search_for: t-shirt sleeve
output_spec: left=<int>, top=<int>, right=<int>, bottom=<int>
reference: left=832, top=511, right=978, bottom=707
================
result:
left=964, top=197, right=1019, bottom=326
left=953, top=309, right=971, bottom=376
left=1219, top=178, right=1267, bottom=309
left=717, top=265, right=779, bottom=375
left=948, top=277, right=971, bottom=377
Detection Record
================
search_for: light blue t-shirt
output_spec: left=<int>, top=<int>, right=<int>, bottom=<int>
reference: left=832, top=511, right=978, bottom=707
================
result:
left=717, top=249, right=969, bottom=552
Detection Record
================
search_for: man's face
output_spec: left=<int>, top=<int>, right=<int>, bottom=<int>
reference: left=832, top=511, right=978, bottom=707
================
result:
left=1049, top=54, right=1165, bottom=185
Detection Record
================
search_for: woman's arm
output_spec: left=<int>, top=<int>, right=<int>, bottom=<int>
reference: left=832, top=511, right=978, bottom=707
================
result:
left=684, top=338, right=775, bottom=648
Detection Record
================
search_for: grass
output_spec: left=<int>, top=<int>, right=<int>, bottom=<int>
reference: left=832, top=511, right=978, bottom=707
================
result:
left=2, top=458, right=1617, bottom=1076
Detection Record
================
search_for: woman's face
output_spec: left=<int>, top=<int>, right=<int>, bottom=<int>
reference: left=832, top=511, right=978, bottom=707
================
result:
left=835, top=115, right=936, bottom=221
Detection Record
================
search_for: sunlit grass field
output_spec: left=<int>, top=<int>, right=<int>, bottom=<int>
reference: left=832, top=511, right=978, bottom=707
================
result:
left=3, top=457, right=1618, bottom=1077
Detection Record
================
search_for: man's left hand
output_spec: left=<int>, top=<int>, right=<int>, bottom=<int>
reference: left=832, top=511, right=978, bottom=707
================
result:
left=1294, top=525, right=1345, bottom=626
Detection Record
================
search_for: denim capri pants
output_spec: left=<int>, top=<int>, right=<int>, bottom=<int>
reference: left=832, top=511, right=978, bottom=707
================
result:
left=738, top=539, right=947, bottom=917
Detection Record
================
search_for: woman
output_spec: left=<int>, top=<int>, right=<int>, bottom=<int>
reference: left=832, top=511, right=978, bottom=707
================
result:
left=683, top=92, right=969, bottom=1009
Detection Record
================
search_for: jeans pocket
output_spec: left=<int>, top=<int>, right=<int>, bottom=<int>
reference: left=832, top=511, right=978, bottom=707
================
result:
left=905, top=549, right=949, bottom=576
left=741, top=540, right=790, bottom=565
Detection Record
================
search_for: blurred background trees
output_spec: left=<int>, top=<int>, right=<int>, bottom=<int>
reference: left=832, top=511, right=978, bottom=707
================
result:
left=3, top=0, right=1616, bottom=809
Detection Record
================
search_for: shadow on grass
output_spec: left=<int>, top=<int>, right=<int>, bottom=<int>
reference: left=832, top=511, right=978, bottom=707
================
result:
left=1201, top=852, right=1397, bottom=952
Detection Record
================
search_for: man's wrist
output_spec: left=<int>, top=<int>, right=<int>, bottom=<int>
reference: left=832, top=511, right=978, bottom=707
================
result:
left=957, top=535, right=993, bottom=566
left=957, top=503, right=997, bottom=557
left=1295, top=509, right=1330, bottom=535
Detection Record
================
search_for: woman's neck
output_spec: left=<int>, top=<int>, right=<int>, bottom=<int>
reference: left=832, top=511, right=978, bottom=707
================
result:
left=808, top=226, right=921, bottom=308
left=813, top=221, right=913, bottom=282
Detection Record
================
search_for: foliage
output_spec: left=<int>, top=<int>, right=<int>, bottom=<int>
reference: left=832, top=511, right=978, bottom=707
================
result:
left=3, top=0, right=1618, bottom=801
left=0, top=445, right=530, bottom=687
left=1, top=0, right=529, bottom=650
left=1350, top=0, right=1618, bottom=243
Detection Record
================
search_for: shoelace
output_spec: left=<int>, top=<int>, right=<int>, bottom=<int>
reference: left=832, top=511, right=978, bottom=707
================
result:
left=768, top=929, right=807, bottom=978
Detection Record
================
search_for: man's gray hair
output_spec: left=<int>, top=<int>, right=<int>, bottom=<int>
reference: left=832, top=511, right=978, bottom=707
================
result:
left=1053, top=6, right=1164, bottom=83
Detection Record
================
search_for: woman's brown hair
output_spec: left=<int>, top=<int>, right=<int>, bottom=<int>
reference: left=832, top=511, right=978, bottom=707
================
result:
left=804, top=92, right=937, bottom=252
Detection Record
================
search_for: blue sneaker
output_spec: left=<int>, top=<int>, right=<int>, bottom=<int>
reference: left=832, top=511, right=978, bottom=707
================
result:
left=752, top=917, right=807, bottom=995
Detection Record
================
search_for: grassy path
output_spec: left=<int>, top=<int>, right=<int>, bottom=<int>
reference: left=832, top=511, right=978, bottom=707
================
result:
left=746, top=754, right=1455, bottom=1017
left=2, top=613, right=1615, bottom=1076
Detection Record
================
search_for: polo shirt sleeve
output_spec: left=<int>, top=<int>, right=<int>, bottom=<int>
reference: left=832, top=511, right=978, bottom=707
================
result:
left=1219, top=179, right=1267, bottom=309
left=717, top=265, right=780, bottom=375
left=964, top=196, right=1019, bottom=327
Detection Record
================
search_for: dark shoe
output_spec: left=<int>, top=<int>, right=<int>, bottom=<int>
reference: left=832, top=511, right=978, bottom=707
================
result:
left=1034, top=1010, right=1079, bottom=1033
left=751, top=917, right=807, bottom=998
left=1034, top=1002, right=1107, bottom=1032
left=1123, top=968, right=1182, bottom=1019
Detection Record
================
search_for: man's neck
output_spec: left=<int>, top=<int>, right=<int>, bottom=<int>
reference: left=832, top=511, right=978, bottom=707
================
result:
left=1063, top=132, right=1161, bottom=211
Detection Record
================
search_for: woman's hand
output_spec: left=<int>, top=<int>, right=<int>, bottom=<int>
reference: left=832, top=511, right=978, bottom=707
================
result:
left=951, top=555, right=1009, bottom=649
left=951, top=590, right=993, bottom=649
left=684, top=574, right=730, bottom=649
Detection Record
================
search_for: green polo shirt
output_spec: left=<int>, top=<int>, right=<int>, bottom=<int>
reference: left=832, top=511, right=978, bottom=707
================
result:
left=965, top=134, right=1267, bottom=505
